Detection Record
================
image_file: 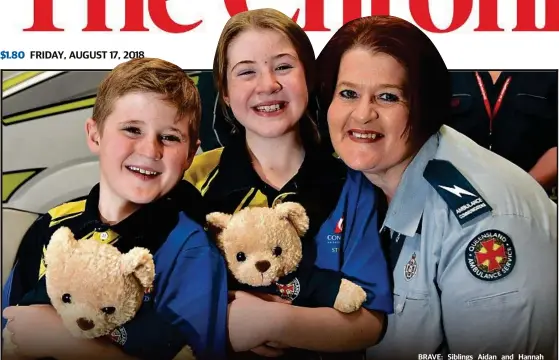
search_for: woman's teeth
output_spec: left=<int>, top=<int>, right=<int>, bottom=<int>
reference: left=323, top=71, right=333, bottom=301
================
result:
left=351, top=131, right=381, bottom=139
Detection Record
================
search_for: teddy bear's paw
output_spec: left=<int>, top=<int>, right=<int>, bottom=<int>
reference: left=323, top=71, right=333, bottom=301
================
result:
left=172, top=345, right=196, bottom=360
left=333, top=278, right=367, bottom=313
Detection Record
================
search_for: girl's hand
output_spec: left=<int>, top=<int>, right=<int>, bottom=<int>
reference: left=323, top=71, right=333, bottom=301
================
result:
left=227, top=291, right=289, bottom=352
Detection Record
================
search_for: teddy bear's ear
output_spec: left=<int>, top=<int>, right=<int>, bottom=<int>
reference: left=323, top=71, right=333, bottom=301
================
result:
left=274, top=202, right=309, bottom=237
left=206, top=212, right=232, bottom=230
left=45, top=227, right=78, bottom=264
left=120, top=247, right=155, bottom=289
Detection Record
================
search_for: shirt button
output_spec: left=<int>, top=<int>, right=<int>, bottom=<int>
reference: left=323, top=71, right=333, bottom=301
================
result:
left=100, top=232, right=109, bottom=240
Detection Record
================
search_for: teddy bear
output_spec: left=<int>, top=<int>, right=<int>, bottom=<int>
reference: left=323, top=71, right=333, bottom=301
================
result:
left=207, top=202, right=367, bottom=313
left=2, top=226, right=194, bottom=360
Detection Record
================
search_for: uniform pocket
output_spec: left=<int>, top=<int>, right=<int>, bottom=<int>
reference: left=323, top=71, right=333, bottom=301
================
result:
left=450, top=94, right=473, bottom=115
left=393, top=288, right=430, bottom=314
left=377, top=289, right=442, bottom=356
left=515, top=94, right=553, bottom=120
left=465, top=289, right=522, bottom=308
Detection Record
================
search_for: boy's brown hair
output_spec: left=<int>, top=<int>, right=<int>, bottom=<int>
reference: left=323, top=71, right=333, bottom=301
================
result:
left=92, top=58, right=201, bottom=151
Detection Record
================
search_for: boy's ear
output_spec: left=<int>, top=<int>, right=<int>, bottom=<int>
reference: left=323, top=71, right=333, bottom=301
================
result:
left=85, top=118, right=101, bottom=154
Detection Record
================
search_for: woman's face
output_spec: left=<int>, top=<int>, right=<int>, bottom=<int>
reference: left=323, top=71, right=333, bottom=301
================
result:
left=327, top=47, right=414, bottom=177
left=224, top=28, right=308, bottom=139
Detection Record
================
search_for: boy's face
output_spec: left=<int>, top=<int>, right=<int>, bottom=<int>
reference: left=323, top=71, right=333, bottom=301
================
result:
left=86, top=92, right=194, bottom=206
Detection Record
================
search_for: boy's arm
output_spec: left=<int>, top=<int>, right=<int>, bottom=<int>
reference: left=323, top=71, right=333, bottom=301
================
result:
left=2, top=214, right=51, bottom=329
left=116, top=220, right=228, bottom=360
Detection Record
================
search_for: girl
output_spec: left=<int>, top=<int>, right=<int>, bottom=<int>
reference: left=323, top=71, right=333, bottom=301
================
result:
left=184, top=8, right=392, bottom=360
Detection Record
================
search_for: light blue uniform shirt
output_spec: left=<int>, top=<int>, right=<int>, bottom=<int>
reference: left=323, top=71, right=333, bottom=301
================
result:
left=367, top=126, right=557, bottom=359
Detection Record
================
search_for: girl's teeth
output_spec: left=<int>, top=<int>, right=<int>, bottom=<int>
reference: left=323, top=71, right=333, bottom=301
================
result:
left=256, top=104, right=281, bottom=112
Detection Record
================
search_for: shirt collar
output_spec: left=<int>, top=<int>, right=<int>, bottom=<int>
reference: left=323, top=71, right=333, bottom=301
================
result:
left=381, top=130, right=440, bottom=237
left=217, top=135, right=346, bottom=195
left=82, top=181, right=191, bottom=240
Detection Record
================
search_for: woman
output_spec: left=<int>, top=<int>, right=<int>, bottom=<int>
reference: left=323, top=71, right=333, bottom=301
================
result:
left=184, top=8, right=392, bottom=359
left=315, top=15, right=557, bottom=359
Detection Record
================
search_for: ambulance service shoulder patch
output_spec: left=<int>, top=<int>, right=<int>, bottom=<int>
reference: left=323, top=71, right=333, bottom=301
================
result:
left=465, top=230, right=515, bottom=281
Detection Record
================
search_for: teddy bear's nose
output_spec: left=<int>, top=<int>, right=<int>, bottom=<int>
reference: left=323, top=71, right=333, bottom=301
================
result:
left=76, top=317, right=95, bottom=331
left=255, top=260, right=271, bottom=273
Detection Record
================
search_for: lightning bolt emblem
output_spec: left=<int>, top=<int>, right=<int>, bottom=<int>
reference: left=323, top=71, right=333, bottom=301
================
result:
left=438, top=185, right=475, bottom=198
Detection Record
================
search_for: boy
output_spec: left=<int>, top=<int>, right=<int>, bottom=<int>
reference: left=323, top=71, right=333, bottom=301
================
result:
left=2, top=58, right=228, bottom=360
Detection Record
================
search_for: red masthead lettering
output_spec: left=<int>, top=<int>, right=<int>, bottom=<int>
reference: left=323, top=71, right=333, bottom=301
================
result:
left=343, top=0, right=390, bottom=24
left=149, top=0, right=202, bottom=33
left=475, top=0, right=504, bottom=31
left=24, top=0, right=64, bottom=31
left=27, top=0, right=202, bottom=32
left=513, top=0, right=559, bottom=31
left=410, top=0, right=473, bottom=33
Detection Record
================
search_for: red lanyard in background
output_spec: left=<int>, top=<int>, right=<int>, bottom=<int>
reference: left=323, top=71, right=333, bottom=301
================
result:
left=474, top=71, right=512, bottom=133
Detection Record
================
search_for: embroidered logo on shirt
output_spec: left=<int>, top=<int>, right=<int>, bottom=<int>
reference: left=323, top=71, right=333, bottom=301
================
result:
left=109, top=326, right=128, bottom=345
left=404, top=252, right=418, bottom=281
left=276, top=277, right=301, bottom=301
left=438, top=185, right=475, bottom=198
left=334, top=217, right=344, bottom=234
left=465, top=230, right=516, bottom=281
left=143, top=285, right=154, bottom=302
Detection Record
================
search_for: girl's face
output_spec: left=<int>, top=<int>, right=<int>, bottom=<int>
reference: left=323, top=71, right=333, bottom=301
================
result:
left=224, top=28, right=308, bottom=139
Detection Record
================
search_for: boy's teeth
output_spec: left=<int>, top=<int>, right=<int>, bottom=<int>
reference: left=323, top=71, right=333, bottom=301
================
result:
left=128, top=166, right=159, bottom=176
left=352, top=131, right=379, bottom=139
left=256, top=104, right=281, bottom=112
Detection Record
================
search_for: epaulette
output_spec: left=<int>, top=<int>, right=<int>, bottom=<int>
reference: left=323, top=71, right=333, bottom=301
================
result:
left=47, top=199, right=87, bottom=227
left=183, top=147, right=223, bottom=195
left=423, top=159, right=492, bottom=227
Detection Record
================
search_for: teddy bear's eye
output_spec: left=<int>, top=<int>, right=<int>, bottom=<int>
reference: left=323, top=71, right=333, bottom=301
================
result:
left=62, top=293, right=72, bottom=303
left=101, top=307, right=116, bottom=315
left=236, top=252, right=246, bottom=262
left=273, top=247, right=282, bottom=256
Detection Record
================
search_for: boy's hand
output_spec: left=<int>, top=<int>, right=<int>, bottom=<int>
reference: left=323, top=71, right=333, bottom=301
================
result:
left=3, top=305, right=77, bottom=358
left=227, top=291, right=291, bottom=352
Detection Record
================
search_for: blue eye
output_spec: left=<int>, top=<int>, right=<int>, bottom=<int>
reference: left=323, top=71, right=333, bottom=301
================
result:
left=238, top=70, right=254, bottom=76
left=123, top=126, right=141, bottom=135
left=160, top=135, right=181, bottom=143
left=339, top=89, right=358, bottom=99
left=379, top=93, right=399, bottom=102
left=276, top=64, right=293, bottom=71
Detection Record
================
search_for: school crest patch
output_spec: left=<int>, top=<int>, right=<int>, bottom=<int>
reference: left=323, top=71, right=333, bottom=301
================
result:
left=465, top=230, right=515, bottom=281
left=404, top=252, right=418, bottom=281
left=276, top=277, right=301, bottom=301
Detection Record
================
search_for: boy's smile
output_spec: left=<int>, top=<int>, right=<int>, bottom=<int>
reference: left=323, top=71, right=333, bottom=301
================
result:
left=86, top=92, right=193, bottom=221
